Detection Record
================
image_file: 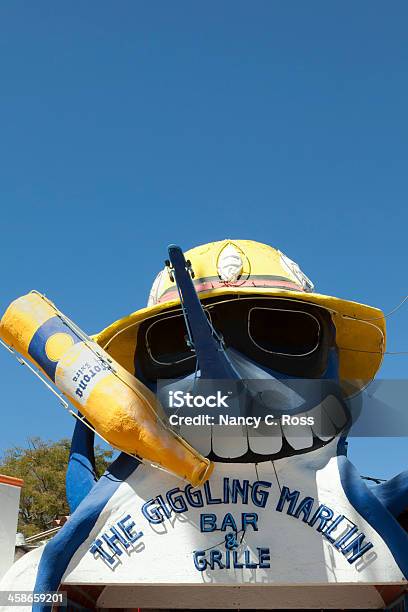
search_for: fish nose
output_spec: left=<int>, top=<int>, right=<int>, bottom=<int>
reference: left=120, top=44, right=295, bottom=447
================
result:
left=168, top=244, right=240, bottom=380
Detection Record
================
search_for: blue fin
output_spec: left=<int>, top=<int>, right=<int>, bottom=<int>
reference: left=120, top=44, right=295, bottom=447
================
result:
left=65, top=414, right=98, bottom=514
left=371, top=470, right=408, bottom=518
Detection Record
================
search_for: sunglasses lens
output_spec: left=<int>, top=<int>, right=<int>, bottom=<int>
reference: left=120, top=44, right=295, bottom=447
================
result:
left=146, top=315, right=195, bottom=365
left=248, top=308, right=320, bottom=356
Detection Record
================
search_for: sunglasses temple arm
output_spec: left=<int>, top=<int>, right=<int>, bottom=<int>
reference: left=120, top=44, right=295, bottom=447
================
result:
left=167, top=244, right=240, bottom=380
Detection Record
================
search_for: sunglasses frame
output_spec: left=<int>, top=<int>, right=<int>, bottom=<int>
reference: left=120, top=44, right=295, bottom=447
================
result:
left=144, top=300, right=323, bottom=367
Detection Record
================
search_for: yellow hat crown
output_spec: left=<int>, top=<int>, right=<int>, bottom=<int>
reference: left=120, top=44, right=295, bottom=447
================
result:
left=147, top=239, right=314, bottom=306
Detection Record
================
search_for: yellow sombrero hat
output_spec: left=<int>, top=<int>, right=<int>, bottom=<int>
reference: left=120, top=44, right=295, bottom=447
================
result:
left=95, top=240, right=386, bottom=396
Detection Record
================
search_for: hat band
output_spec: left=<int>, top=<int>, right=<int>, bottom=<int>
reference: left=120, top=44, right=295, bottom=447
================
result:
left=157, top=275, right=304, bottom=303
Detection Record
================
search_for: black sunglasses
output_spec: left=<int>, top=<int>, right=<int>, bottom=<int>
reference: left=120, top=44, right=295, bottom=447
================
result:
left=135, top=297, right=335, bottom=381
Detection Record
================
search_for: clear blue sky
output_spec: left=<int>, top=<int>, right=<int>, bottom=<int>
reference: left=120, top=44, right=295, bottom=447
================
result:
left=0, top=2, right=406, bottom=479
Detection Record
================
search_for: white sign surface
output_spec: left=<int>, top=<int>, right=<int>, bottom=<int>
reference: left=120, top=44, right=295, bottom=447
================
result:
left=62, top=442, right=406, bottom=585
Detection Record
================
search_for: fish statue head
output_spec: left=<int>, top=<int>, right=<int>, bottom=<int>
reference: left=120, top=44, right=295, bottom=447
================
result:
left=97, top=239, right=386, bottom=465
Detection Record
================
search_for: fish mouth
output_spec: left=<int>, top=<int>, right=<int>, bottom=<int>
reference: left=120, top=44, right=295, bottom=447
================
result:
left=208, top=394, right=349, bottom=462
left=159, top=380, right=351, bottom=463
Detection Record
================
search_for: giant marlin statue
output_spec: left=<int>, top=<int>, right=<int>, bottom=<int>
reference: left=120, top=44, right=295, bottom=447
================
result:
left=0, top=240, right=407, bottom=610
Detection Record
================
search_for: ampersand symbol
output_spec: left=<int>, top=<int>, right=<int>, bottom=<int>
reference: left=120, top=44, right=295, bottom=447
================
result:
left=225, top=532, right=237, bottom=550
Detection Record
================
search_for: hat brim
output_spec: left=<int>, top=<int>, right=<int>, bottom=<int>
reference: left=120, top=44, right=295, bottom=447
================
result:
left=95, top=287, right=386, bottom=397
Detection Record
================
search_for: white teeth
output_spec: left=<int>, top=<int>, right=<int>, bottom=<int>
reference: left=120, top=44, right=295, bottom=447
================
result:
left=168, top=387, right=346, bottom=459
left=179, top=423, right=212, bottom=457
left=308, top=401, right=337, bottom=441
left=177, top=398, right=344, bottom=459
left=248, top=420, right=283, bottom=454
left=322, top=394, right=347, bottom=429
left=281, top=422, right=314, bottom=450
left=211, top=424, right=248, bottom=458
